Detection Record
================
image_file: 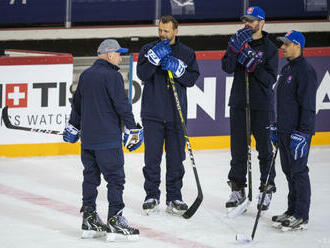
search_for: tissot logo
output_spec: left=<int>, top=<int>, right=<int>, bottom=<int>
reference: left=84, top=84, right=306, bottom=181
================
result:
left=0, top=82, right=68, bottom=108
left=6, top=83, right=28, bottom=108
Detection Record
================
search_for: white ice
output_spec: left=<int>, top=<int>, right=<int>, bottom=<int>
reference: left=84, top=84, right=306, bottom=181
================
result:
left=1, top=146, right=330, bottom=248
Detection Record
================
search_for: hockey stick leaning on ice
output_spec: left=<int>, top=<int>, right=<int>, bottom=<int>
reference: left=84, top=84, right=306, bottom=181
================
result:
left=168, top=70, right=203, bottom=219
left=236, top=144, right=279, bottom=243
left=245, top=72, right=253, bottom=203
left=1, top=106, right=63, bottom=135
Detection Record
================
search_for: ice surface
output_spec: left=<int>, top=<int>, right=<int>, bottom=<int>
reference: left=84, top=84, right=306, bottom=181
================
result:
left=1, top=146, right=330, bottom=248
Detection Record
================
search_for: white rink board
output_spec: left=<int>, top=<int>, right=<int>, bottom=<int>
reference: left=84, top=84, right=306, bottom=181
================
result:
left=0, top=64, right=73, bottom=144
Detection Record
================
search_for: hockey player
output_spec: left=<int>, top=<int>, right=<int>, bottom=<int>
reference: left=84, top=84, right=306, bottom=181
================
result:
left=271, top=30, right=317, bottom=231
left=221, top=6, right=278, bottom=215
left=63, top=39, right=143, bottom=241
left=137, top=15, right=200, bottom=215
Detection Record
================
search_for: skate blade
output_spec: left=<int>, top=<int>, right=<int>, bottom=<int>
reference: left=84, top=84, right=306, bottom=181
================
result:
left=166, top=206, right=186, bottom=216
left=106, top=233, right=139, bottom=242
left=81, top=230, right=106, bottom=239
left=281, top=224, right=308, bottom=232
left=272, top=222, right=283, bottom=229
left=143, top=205, right=159, bottom=216
left=227, top=199, right=250, bottom=218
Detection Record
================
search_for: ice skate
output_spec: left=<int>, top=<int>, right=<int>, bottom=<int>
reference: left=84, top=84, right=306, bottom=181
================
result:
left=257, top=185, right=275, bottom=211
left=80, top=206, right=107, bottom=239
left=166, top=200, right=188, bottom=216
left=226, top=181, right=249, bottom=218
left=106, top=215, right=139, bottom=242
left=142, top=198, right=159, bottom=215
left=272, top=213, right=292, bottom=228
left=281, top=216, right=308, bottom=232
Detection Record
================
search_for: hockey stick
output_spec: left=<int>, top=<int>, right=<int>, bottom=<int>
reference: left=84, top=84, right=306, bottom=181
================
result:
left=1, top=106, right=63, bottom=135
left=236, top=144, right=279, bottom=243
left=168, top=71, right=203, bottom=219
left=245, top=72, right=252, bottom=203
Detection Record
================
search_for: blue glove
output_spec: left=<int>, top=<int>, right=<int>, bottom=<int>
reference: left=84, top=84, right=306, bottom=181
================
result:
left=229, top=28, right=253, bottom=53
left=161, top=55, right=187, bottom=78
left=145, top=40, right=171, bottom=66
left=290, top=131, right=311, bottom=160
left=63, top=123, right=80, bottom=143
left=238, top=46, right=263, bottom=72
left=123, top=124, right=144, bottom=152
left=269, top=124, right=278, bottom=147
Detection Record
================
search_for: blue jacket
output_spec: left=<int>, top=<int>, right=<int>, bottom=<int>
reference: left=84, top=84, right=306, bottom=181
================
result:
left=69, top=59, right=136, bottom=149
left=222, top=31, right=278, bottom=111
left=137, top=38, right=200, bottom=122
left=276, top=56, right=317, bottom=134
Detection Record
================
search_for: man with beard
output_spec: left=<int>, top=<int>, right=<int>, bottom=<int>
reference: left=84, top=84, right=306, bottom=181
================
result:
left=222, top=6, right=278, bottom=215
left=137, top=15, right=200, bottom=215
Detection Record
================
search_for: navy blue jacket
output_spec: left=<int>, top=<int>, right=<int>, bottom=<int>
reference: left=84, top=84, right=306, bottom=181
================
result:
left=69, top=59, right=136, bottom=149
left=222, top=32, right=278, bottom=111
left=276, top=56, right=317, bottom=134
left=137, top=38, right=200, bottom=122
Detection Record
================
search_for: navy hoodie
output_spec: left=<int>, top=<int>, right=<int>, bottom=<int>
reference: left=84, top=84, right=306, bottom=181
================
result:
left=69, top=59, right=136, bottom=149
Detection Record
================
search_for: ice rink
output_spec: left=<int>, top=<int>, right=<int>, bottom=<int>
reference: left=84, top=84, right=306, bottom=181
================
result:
left=1, top=146, right=330, bottom=248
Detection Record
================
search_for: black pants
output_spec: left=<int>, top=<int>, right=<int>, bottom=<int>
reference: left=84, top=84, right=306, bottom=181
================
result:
left=279, top=133, right=311, bottom=221
left=142, top=119, right=186, bottom=202
left=228, top=107, right=276, bottom=189
left=81, top=148, right=125, bottom=218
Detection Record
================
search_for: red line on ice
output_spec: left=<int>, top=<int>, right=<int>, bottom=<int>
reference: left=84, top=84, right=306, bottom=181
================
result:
left=0, top=183, right=213, bottom=248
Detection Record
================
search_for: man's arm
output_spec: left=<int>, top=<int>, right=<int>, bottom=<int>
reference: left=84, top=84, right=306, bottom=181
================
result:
left=253, top=48, right=278, bottom=88
left=296, top=67, right=318, bottom=134
left=221, top=46, right=239, bottom=74
left=109, top=72, right=136, bottom=129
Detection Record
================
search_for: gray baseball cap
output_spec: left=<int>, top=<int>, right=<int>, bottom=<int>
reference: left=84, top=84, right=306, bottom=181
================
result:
left=97, top=39, right=128, bottom=55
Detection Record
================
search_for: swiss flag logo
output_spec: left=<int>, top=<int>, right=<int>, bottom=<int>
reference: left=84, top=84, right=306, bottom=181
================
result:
left=6, top=84, right=28, bottom=108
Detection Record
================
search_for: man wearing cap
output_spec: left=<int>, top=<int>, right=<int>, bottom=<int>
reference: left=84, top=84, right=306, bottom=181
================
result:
left=137, top=15, right=200, bottom=215
left=271, top=31, right=317, bottom=231
left=222, top=6, right=278, bottom=214
left=63, top=39, right=143, bottom=241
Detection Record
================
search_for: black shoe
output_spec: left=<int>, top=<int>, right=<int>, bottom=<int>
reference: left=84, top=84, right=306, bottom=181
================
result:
left=106, top=215, right=139, bottom=241
left=225, top=181, right=246, bottom=208
left=80, top=206, right=106, bottom=238
left=142, top=198, right=159, bottom=214
left=166, top=200, right=188, bottom=215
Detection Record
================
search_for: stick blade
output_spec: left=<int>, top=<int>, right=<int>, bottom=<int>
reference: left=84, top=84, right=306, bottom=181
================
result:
left=2, top=106, right=12, bottom=128
left=182, top=194, right=203, bottom=219
left=236, top=234, right=253, bottom=243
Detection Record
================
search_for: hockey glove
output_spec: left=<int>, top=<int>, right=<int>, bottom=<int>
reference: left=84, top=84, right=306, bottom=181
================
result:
left=290, top=131, right=311, bottom=160
left=229, top=28, right=253, bottom=53
left=63, top=123, right=80, bottom=143
left=269, top=123, right=278, bottom=147
left=123, top=123, right=144, bottom=152
left=161, top=55, right=187, bottom=78
left=238, top=45, right=263, bottom=72
left=145, top=40, right=171, bottom=66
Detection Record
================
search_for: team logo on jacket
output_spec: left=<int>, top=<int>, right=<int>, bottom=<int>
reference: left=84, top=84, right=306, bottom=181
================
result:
left=247, top=7, right=254, bottom=14
left=286, top=75, right=293, bottom=84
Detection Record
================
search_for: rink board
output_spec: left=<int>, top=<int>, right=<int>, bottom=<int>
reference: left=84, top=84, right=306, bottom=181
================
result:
left=1, top=48, right=330, bottom=157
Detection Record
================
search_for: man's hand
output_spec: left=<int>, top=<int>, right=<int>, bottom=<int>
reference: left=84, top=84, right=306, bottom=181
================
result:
left=145, top=40, right=171, bottom=66
left=63, top=123, right=80, bottom=143
left=290, top=131, right=311, bottom=160
left=123, top=124, right=144, bottom=152
left=229, top=28, right=253, bottom=53
left=161, top=56, right=187, bottom=78
left=238, top=45, right=263, bottom=72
